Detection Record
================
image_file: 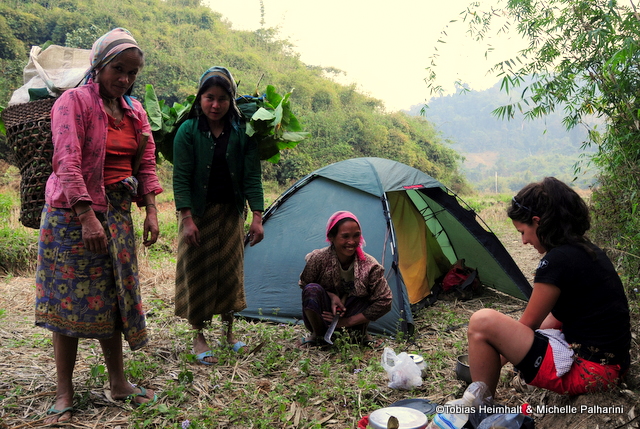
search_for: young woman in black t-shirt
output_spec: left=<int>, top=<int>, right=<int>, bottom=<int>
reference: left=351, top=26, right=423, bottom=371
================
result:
left=467, top=177, right=631, bottom=397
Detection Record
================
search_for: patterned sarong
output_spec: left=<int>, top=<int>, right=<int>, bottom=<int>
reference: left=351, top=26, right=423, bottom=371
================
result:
left=175, top=202, right=246, bottom=325
left=34, top=184, right=148, bottom=350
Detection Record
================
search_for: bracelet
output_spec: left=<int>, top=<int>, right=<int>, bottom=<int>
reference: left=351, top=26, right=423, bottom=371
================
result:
left=75, top=207, right=92, bottom=217
left=146, top=203, right=157, bottom=210
left=182, top=214, right=192, bottom=221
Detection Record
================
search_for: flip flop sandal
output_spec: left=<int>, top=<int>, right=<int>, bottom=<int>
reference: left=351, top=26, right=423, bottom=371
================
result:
left=122, top=386, right=158, bottom=407
left=299, top=336, right=317, bottom=347
left=195, top=350, right=216, bottom=365
left=47, top=406, right=73, bottom=423
left=231, top=341, right=246, bottom=353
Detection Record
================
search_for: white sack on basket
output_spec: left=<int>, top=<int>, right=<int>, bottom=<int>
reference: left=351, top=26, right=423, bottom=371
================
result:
left=9, top=45, right=90, bottom=105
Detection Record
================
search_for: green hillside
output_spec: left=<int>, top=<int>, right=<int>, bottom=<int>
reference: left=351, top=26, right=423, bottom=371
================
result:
left=0, top=0, right=470, bottom=193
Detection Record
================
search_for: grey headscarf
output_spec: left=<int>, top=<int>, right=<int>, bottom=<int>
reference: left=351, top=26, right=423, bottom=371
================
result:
left=189, top=66, right=241, bottom=118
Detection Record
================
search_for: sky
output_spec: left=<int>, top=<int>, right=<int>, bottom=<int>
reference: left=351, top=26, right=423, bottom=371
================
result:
left=202, top=0, right=527, bottom=112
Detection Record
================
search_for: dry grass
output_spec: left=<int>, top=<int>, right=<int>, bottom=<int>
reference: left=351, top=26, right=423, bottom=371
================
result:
left=0, top=199, right=639, bottom=428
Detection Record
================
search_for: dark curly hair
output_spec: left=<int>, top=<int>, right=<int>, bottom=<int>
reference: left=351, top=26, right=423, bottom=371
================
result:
left=507, top=177, right=591, bottom=253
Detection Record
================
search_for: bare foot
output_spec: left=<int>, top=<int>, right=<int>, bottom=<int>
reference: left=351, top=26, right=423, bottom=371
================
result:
left=363, top=335, right=385, bottom=349
left=225, top=330, right=237, bottom=346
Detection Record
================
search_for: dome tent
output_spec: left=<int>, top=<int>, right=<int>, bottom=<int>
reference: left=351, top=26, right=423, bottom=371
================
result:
left=241, top=157, right=532, bottom=335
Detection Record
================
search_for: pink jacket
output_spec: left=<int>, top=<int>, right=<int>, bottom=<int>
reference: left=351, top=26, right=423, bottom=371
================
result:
left=45, top=81, right=162, bottom=212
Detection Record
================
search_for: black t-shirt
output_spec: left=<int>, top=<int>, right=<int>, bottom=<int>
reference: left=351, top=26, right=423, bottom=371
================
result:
left=534, top=243, right=631, bottom=369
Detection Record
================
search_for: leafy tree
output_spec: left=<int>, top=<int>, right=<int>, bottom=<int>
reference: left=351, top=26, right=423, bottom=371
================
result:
left=426, top=0, right=639, bottom=276
left=65, top=23, right=103, bottom=49
left=0, top=16, right=25, bottom=59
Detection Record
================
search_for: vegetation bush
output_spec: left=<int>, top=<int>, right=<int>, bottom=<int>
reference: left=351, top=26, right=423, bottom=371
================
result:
left=0, top=187, right=38, bottom=274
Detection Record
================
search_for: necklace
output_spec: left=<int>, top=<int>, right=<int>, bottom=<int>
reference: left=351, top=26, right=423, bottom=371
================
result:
left=102, top=97, right=122, bottom=124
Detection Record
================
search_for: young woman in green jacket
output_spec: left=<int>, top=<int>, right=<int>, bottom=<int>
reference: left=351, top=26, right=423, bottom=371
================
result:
left=173, top=66, right=264, bottom=365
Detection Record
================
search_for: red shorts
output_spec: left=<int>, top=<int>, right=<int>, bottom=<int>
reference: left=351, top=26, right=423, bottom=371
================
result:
left=529, top=344, right=622, bottom=395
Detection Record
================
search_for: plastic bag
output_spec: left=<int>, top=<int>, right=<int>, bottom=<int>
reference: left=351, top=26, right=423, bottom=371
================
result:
left=380, top=347, right=422, bottom=390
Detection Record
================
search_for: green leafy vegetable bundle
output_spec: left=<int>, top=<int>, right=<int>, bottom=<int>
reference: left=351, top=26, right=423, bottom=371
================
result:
left=143, top=84, right=308, bottom=164
left=143, top=85, right=194, bottom=164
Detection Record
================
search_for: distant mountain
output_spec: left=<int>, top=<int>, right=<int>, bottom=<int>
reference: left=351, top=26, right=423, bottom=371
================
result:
left=405, top=82, right=598, bottom=191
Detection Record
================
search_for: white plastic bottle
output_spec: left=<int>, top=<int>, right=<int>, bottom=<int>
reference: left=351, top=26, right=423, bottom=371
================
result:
left=426, top=389, right=476, bottom=429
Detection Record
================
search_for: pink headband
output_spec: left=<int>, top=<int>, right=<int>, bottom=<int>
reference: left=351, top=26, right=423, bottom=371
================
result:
left=326, top=211, right=366, bottom=261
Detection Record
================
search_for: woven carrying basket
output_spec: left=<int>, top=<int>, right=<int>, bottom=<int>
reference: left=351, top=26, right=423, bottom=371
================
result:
left=2, top=98, right=56, bottom=229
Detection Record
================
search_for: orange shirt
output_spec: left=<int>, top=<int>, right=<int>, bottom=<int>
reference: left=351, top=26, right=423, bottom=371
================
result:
left=103, top=114, right=138, bottom=185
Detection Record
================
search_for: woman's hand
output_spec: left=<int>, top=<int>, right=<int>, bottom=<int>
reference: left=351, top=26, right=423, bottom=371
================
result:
left=326, top=292, right=346, bottom=315
left=519, top=282, right=561, bottom=330
left=142, top=206, right=159, bottom=247
left=321, top=310, right=369, bottom=329
left=181, top=217, right=200, bottom=247
left=248, top=211, right=264, bottom=246
left=322, top=309, right=342, bottom=324
left=78, top=210, right=108, bottom=254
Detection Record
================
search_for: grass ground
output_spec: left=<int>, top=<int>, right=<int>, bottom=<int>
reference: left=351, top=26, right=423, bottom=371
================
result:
left=0, top=165, right=638, bottom=428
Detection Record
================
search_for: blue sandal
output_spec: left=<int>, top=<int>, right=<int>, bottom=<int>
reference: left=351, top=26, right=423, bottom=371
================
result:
left=231, top=341, right=246, bottom=353
left=195, top=350, right=216, bottom=365
left=47, top=406, right=73, bottom=422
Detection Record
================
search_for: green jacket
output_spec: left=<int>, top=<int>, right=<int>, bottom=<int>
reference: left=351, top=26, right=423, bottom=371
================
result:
left=173, top=116, right=264, bottom=217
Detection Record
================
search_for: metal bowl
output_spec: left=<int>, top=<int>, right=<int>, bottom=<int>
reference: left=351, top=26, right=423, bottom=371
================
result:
left=455, top=354, right=472, bottom=384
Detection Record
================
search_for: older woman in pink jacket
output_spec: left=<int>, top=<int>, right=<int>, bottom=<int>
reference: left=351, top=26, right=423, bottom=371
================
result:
left=36, top=28, right=161, bottom=424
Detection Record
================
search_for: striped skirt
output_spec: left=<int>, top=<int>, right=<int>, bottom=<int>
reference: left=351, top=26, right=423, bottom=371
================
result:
left=175, top=203, right=246, bottom=325
left=34, top=185, right=148, bottom=350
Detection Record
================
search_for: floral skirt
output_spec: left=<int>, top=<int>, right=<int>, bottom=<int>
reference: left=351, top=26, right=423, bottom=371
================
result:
left=34, top=185, right=148, bottom=350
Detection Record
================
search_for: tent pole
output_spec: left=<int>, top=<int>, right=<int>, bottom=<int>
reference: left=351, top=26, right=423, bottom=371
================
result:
left=380, top=193, right=409, bottom=336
